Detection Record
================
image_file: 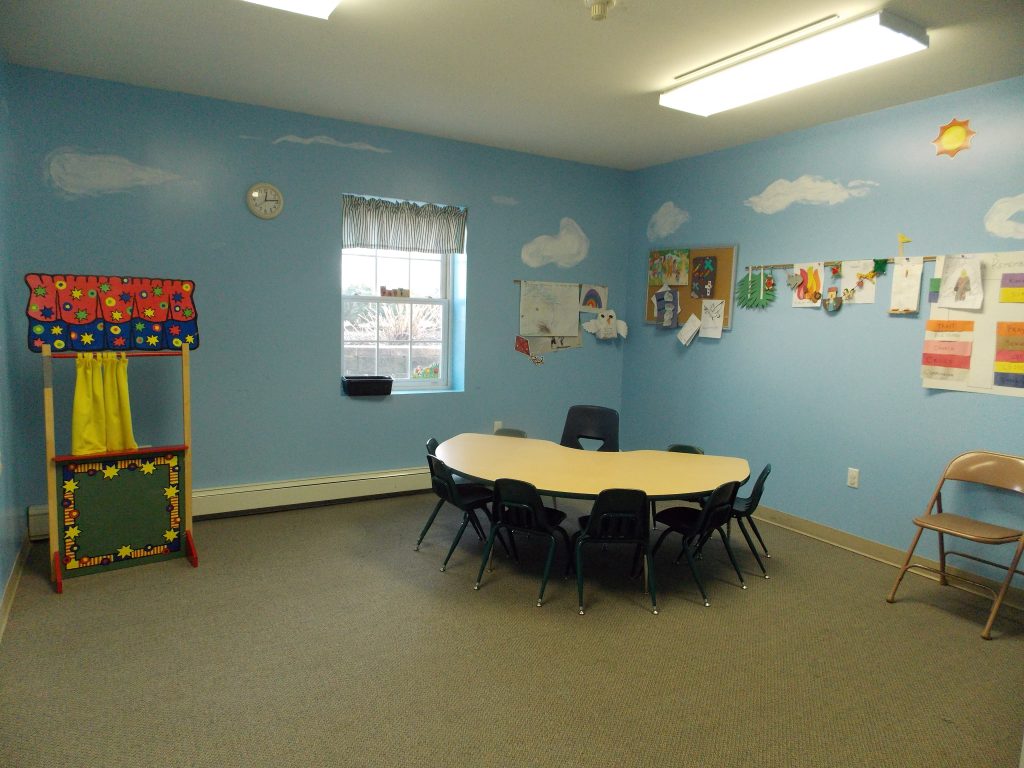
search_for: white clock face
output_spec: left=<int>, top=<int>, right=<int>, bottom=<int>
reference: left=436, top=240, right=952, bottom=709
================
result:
left=246, top=183, right=283, bottom=219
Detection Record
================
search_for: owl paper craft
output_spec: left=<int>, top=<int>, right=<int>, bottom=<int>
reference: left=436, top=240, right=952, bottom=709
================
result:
left=583, top=309, right=628, bottom=340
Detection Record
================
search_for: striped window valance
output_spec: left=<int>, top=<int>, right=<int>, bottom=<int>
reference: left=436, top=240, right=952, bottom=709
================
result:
left=342, top=195, right=468, bottom=255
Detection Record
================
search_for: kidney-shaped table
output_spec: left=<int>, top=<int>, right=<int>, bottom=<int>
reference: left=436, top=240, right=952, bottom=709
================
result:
left=435, top=433, right=749, bottom=501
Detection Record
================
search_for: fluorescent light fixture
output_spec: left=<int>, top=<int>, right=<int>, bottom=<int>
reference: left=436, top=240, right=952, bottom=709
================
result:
left=241, top=0, right=341, bottom=19
left=659, top=11, right=928, bottom=117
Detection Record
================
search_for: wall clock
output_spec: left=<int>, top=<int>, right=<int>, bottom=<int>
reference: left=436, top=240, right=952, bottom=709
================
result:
left=246, top=182, right=283, bottom=220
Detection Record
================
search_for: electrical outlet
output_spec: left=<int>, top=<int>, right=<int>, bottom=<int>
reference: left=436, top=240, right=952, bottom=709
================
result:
left=847, top=468, right=860, bottom=488
left=493, top=420, right=503, bottom=433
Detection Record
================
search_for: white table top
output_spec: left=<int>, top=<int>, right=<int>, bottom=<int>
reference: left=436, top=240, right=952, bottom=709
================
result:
left=435, top=433, right=749, bottom=500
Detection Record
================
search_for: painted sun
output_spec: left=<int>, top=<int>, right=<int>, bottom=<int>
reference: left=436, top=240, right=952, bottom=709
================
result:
left=932, top=118, right=976, bottom=158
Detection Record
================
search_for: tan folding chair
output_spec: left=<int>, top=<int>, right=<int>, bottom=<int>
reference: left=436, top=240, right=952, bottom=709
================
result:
left=886, top=450, right=1024, bottom=640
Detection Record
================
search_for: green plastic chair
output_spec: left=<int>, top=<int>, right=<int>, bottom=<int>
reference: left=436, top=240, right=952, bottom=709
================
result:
left=475, top=478, right=571, bottom=607
left=652, top=481, right=743, bottom=606
left=573, top=488, right=657, bottom=615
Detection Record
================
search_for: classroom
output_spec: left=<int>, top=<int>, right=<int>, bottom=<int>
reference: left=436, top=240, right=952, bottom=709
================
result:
left=0, top=3, right=1022, bottom=767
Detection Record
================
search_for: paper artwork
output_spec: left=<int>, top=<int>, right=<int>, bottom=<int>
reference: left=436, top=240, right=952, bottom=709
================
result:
left=676, top=314, right=700, bottom=346
left=690, top=255, right=716, bottom=299
left=994, top=322, right=1024, bottom=388
left=579, top=284, right=608, bottom=313
left=649, top=249, right=689, bottom=287
left=651, top=284, right=679, bottom=327
left=519, top=281, right=580, bottom=337
left=791, top=262, right=824, bottom=308
left=699, top=300, right=724, bottom=339
left=889, top=257, right=923, bottom=314
left=840, top=259, right=877, bottom=304
left=525, top=335, right=582, bottom=352
left=921, top=319, right=974, bottom=383
left=937, top=255, right=984, bottom=310
left=582, top=309, right=627, bottom=340
left=999, top=273, right=1024, bottom=303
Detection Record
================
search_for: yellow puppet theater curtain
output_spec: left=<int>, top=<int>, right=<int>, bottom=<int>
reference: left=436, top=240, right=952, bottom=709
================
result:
left=102, top=352, right=137, bottom=451
left=71, top=353, right=138, bottom=455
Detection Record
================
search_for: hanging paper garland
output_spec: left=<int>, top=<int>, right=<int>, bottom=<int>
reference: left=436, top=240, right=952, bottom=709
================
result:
left=736, top=267, right=776, bottom=309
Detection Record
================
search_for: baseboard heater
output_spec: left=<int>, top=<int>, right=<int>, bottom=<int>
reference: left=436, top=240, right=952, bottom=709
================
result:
left=27, top=466, right=431, bottom=540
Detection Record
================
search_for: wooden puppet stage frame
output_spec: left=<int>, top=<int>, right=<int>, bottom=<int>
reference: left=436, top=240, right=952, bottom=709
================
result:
left=41, top=345, right=198, bottom=592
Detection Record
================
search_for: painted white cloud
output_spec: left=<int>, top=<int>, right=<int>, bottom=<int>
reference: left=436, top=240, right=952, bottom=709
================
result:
left=746, top=175, right=877, bottom=214
left=492, top=195, right=519, bottom=206
left=521, top=218, right=589, bottom=268
left=647, top=201, right=689, bottom=241
left=45, top=148, right=182, bottom=197
left=273, top=134, right=391, bottom=153
left=984, top=192, right=1024, bottom=239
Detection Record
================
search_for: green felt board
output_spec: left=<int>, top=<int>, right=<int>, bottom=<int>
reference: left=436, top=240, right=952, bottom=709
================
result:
left=58, top=453, right=185, bottom=577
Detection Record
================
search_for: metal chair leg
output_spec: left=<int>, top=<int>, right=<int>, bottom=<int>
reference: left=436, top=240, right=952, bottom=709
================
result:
left=981, top=538, right=1024, bottom=640
left=681, top=545, right=709, bottom=607
left=718, top=527, right=747, bottom=590
left=474, top=527, right=500, bottom=588
left=887, top=527, right=924, bottom=603
left=746, top=516, right=771, bottom=558
left=415, top=498, right=445, bottom=550
left=441, top=514, right=472, bottom=572
left=537, top=538, right=557, bottom=606
left=736, top=518, right=768, bottom=578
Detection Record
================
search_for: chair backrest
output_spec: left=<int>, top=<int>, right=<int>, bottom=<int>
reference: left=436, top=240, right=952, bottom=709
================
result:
left=559, top=405, right=620, bottom=452
left=426, top=453, right=460, bottom=504
left=582, top=488, right=648, bottom=541
left=426, top=436, right=440, bottom=456
left=667, top=443, right=704, bottom=454
left=735, top=464, right=772, bottom=515
left=494, top=428, right=527, bottom=438
left=942, top=451, right=1024, bottom=494
left=492, top=478, right=553, bottom=531
left=692, top=481, right=742, bottom=535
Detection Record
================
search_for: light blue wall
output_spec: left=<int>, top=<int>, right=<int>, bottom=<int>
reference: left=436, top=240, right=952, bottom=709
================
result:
left=625, top=77, right=1024, bottom=561
left=2, top=65, right=1021, bottom=591
left=3, top=67, right=630, bottom=528
left=0, top=53, right=23, bottom=589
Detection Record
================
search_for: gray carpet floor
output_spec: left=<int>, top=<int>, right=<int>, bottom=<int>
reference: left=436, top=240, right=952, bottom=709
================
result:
left=1, top=492, right=1022, bottom=768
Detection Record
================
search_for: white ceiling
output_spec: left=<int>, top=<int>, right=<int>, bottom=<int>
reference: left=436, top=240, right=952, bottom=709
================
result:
left=1, top=0, right=1022, bottom=170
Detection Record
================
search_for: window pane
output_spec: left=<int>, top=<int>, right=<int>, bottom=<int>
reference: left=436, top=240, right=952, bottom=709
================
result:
left=344, top=344, right=377, bottom=376
left=378, top=303, right=410, bottom=342
left=377, top=256, right=409, bottom=294
left=410, top=256, right=442, bottom=298
left=412, top=345, right=442, bottom=380
left=411, top=303, right=442, bottom=342
left=343, top=300, right=377, bottom=341
left=341, top=254, right=376, bottom=296
left=379, top=344, right=410, bottom=379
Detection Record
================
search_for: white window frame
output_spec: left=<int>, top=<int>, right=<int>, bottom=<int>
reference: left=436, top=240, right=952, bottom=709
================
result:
left=341, top=246, right=453, bottom=391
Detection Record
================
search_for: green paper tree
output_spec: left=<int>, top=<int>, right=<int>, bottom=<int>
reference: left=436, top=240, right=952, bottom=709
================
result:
left=736, top=271, right=776, bottom=309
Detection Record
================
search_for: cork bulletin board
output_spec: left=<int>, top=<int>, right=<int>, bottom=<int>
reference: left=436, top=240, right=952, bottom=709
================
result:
left=646, top=246, right=738, bottom=330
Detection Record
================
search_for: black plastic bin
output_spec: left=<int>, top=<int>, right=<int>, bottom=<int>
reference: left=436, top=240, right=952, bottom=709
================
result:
left=342, top=375, right=393, bottom=396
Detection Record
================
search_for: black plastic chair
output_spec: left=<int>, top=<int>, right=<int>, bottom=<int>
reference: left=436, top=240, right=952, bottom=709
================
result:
left=731, top=464, right=772, bottom=578
left=559, top=405, right=619, bottom=452
left=572, top=488, right=657, bottom=615
left=475, top=478, right=572, bottom=607
left=418, top=453, right=495, bottom=572
left=667, top=443, right=704, bottom=454
left=652, top=481, right=742, bottom=606
left=494, top=427, right=527, bottom=438
left=416, top=438, right=486, bottom=551
left=652, top=443, right=706, bottom=522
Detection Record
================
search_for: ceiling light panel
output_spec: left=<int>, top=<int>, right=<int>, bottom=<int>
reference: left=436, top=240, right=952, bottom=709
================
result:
left=660, top=11, right=929, bottom=117
left=241, top=0, right=341, bottom=20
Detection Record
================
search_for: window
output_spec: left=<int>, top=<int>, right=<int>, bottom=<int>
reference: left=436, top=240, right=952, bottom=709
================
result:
left=340, top=195, right=467, bottom=391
